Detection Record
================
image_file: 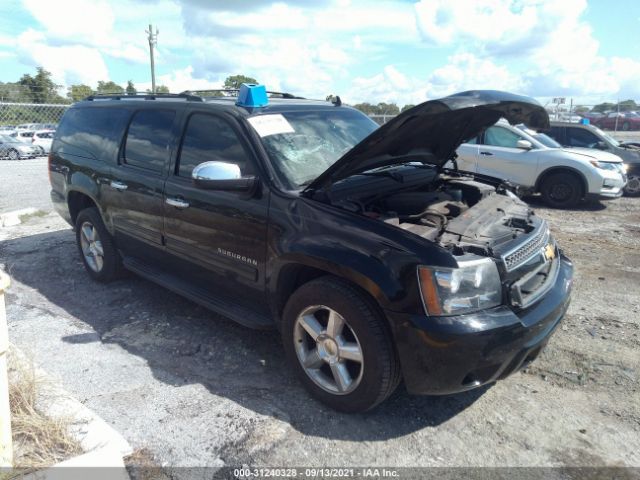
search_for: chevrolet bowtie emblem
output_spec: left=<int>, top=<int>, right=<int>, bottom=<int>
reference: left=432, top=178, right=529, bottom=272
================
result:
left=543, top=243, right=556, bottom=261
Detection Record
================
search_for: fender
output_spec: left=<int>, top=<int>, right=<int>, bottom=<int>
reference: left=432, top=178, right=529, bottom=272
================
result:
left=534, top=165, right=589, bottom=193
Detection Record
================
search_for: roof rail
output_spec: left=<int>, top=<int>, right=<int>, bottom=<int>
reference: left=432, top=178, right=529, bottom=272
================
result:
left=180, top=89, right=305, bottom=100
left=84, top=92, right=204, bottom=102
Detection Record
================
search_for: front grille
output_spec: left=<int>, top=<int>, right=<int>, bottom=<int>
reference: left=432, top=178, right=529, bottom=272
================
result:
left=501, top=222, right=549, bottom=272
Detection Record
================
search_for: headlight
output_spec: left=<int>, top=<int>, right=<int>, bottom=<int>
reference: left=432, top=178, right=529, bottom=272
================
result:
left=418, top=256, right=502, bottom=316
left=589, top=160, right=620, bottom=171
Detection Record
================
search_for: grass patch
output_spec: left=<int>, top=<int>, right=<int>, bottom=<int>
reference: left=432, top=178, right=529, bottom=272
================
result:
left=17, top=210, right=47, bottom=224
left=7, top=347, right=82, bottom=473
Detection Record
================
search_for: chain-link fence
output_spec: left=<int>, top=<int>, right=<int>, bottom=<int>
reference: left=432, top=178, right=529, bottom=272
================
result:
left=0, top=102, right=69, bottom=130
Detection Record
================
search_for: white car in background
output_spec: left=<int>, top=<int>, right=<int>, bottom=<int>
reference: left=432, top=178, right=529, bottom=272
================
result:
left=455, top=120, right=627, bottom=208
left=31, top=129, right=54, bottom=153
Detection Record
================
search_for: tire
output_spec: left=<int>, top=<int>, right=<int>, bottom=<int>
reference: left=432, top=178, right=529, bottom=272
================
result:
left=624, top=173, right=640, bottom=197
left=75, top=207, right=123, bottom=282
left=282, top=276, right=401, bottom=412
left=7, top=149, right=19, bottom=161
left=540, top=172, right=583, bottom=208
left=622, top=122, right=630, bottom=131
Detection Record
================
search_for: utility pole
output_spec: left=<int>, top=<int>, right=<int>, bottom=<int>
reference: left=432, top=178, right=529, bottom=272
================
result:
left=146, top=24, right=159, bottom=93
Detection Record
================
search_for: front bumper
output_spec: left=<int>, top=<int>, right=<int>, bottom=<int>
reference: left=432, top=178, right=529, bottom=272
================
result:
left=387, top=254, right=573, bottom=395
left=588, top=170, right=626, bottom=199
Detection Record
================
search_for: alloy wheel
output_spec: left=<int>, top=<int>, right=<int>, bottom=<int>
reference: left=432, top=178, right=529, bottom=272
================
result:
left=293, top=305, right=364, bottom=395
left=8, top=149, right=18, bottom=160
left=79, top=221, right=105, bottom=272
left=625, top=175, right=640, bottom=195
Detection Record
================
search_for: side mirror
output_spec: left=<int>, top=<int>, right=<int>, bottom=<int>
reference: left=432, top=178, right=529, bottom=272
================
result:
left=192, top=161, right=257, bottom=192
left=595, top=141, right=607, bottom=150
left=516, top=139, right=533, bottom=150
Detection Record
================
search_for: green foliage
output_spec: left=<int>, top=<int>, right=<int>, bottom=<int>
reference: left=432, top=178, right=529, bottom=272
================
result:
left=223, top=75, right=258, bottom=90
left=18, top=67, right=66, bottom=104
left=352, top=102, right=400, bottom=115
left=592, top=102, right=616, bottom=113
left=126, top=80, right=137, bottom=95
left=617, top=99, right=637, bottom=112
left=155, top=85, right=170, bottom=93
left=401, top=104, right=415, bottom=112
left=96, top=81, right=124, bottom=94
left=67, top=84, right=94, bottom=102
left=573, top=106, right=590, bottom=114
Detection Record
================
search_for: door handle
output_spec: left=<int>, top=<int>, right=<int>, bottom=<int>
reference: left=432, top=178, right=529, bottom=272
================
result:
left=110, top=180, right=128, bottom=191
left=165, top=197, right=190, bottom=209
left=480, top=151, right=494, bottom=156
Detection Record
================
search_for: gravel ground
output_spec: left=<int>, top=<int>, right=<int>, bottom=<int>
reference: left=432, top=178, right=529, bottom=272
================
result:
left=0, top=160, right=639, bottom=473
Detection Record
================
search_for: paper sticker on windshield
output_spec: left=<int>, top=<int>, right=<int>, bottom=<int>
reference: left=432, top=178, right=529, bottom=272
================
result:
left=247, top=114, right=294, bottom=137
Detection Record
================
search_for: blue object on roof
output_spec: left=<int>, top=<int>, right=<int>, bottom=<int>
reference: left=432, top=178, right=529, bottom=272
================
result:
left=236, top=84, right=268, bottom=108
left=580, top=118, right=590, bottom=125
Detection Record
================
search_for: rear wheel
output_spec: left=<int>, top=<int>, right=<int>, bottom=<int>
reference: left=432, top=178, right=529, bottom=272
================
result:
left=282, top=276, right=400, bottom=412
left=540, top=172, right=583, bottom=208
left=75, top=207, right=123, bottom=282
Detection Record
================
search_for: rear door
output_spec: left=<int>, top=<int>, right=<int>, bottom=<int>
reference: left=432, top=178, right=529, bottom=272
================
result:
left=476, top=126, right=539, bottom=187
left=162, top=110, right=269, bottom=307
left=106, top=107, right=181, bottom=262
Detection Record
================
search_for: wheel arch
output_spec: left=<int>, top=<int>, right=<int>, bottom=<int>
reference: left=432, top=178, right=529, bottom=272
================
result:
left=535, top=166, right=588, bottom=196
left=67, top=189, right=99, bottom=227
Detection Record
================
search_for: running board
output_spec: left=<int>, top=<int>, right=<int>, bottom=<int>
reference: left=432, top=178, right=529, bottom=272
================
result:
left=122, top=257, right=274, bottom=330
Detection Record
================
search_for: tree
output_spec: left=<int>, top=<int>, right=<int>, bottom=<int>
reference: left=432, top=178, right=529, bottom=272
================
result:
left=352, top=102, right=377, bottom=115
left=574, top=106, right=590, bottom=114
left=401, top=104, right=415, bottom=112
left=67, top=84, right=94, bottom=101
left=223, top=74, right=258, bottom=90
left=592, top=102, right=616, bottom=113
left=155, top=85, right=170, bottom=93
left=18, top=67, right=64, bottom=103
left=96, top=81, right=124, bottom=94
left=126, top=80, right=137, bottom=95
left=617, top=99, right=637, bottom=112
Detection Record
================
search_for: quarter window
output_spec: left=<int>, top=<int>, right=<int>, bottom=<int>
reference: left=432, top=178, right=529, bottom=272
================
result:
left=177, top=113, right=252, bottom=178
left=482, top=126, right=523, bottom=148
left=123, top=109, right=176, bottom=173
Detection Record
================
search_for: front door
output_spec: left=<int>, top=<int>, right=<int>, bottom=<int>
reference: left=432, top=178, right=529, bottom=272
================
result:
left=476, top=126, right=539, bottom=187
left=162, top=111, right=269, bottom=308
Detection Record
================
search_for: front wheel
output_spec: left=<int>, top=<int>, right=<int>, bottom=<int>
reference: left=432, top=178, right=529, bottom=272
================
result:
left=540, top=172, right=583, bottom=208
left=7, top=149, right=19, bottom=161
left=282, top=276, right=400, bottom=412
left=624, top=173, right=640, bottom=197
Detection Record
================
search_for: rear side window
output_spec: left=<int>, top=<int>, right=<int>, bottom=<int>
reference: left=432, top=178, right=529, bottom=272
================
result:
left=56, top=107, right=129, bottom=160
left=566, top=128, right=600, bottom=148
left=482, top=126, right=522, bottom=148
left=123, top=110, right=176, bottom=173
left=177, top=113, right=252, bottom=178
left=547, top=126, right=564, bottom=143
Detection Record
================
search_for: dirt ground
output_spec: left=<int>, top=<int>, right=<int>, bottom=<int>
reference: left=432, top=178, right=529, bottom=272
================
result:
left=0, top=161, right=639, bottom=471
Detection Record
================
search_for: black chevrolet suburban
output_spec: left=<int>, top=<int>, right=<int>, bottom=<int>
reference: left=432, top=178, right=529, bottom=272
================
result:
left=50, top=86, right=573, bottom=412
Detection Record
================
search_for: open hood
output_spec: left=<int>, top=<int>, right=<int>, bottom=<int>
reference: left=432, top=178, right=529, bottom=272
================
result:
left=305, top=90, right=549, bottom=192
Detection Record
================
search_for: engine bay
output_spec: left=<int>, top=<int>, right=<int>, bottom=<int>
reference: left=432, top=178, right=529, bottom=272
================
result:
left=333, top=173, right=536, bottom=255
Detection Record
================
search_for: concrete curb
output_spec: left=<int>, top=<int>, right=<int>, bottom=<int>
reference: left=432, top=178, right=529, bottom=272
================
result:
left=9, top=345, right=133, bottom=478
left=0, top=208, right=38, bottom=228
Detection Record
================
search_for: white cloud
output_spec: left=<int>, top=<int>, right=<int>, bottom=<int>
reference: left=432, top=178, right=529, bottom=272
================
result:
left=16, top=29, right=109, bottom=86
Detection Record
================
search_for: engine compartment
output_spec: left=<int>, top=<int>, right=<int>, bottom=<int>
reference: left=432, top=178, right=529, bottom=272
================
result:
left=333, top=173, right=535, bottom=255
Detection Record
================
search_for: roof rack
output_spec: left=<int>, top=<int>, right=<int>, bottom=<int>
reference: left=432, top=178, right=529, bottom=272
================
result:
left=180, top=89, right=305, bottom=100
left=84, top=92, right=204, bottom=102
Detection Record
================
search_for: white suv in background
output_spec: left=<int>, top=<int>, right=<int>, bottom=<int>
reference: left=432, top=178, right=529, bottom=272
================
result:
left=456, top=120, right=627, bottom=207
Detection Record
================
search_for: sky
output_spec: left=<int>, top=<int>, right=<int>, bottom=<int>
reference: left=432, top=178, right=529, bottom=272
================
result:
left=0, top=0, right=639, bottom=107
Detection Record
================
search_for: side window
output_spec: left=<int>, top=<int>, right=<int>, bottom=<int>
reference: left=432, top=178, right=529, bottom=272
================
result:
left=482, top=126, right=522, bottom=148
left=123, top=110, right=176, bottom=173
left=566, top=128, right=599, bottom=148
left=548, top=126, right=563, bottom=143
left=177, top=113, right=252, bottom=178
left=463, top=136, right=478, bottom=144
left=56, top=107, right=129, bottom=160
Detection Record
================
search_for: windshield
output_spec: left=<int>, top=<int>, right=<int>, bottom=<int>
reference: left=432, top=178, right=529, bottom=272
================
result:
left=253, top=109, right=378, bottom=189
left=518, top=126, right=562, bottom=148
left=593, top=126, right=620, bottom=147
left=0, top=135, right=15, bottom=143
